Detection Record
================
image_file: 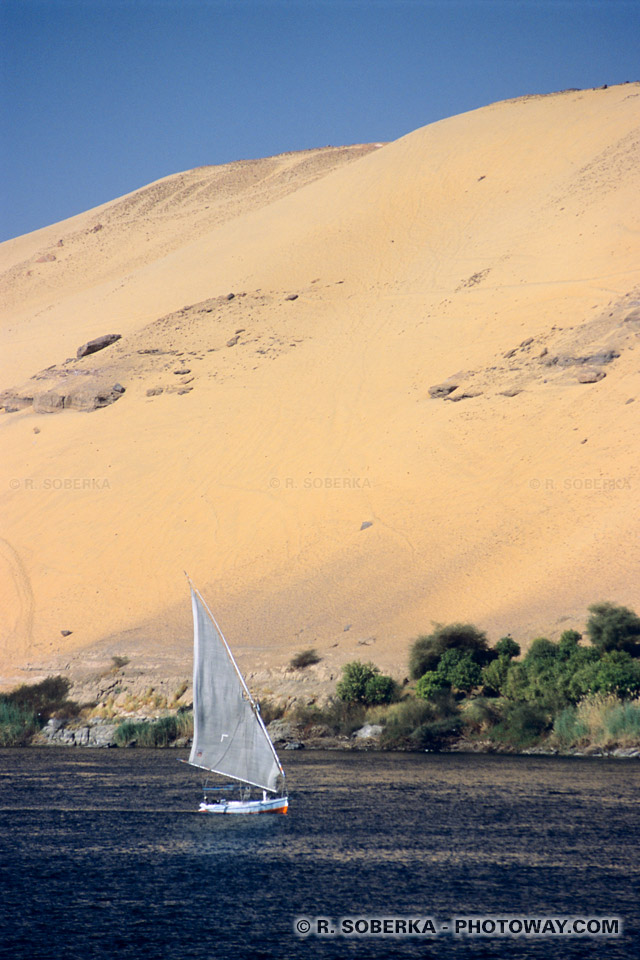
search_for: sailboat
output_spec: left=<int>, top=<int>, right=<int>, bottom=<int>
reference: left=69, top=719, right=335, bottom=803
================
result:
left=183, top=579, right=288, bottom=814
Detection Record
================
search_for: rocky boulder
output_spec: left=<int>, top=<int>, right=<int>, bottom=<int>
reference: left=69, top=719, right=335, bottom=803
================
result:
left=353, top=723, right=383, bottom=739
left=429, top=382, right=459, bottom=399
left=76, top=333, right=121, bottom=359
left=39, top=719, right=118, bottom=747
left=32, top=392, right=65, bottom=413
left=32, top=383, right=126, bottom=413
left=267, top=719, right=298, bottom=743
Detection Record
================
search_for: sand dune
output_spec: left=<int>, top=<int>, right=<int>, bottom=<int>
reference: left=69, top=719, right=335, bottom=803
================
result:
left=1, top=84, right=639, bottom=689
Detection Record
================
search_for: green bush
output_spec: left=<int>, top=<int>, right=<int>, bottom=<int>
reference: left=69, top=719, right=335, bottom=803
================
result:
left=568, top=651, right=640, bottom=700
left=461, top=697, right=501, bottom=734
left=409, top=623, right=493, bottom=679
left=409, top=714, right=463, bottom=750
left=378, top=698, right=436, bottom=744
left=323, top=700, right=368, bottom=736
left=363, top=673, right=398, bottom=705
left=494, top=636, right=521, bottom=660
left=558, top=630, right=581, bottom=655
left=441, top=649, right=483, bottom=693
left=3, top=675, right=74, bottom=719
left=336, top=661, right=376, bottom=703
left=489, top=702, right=549, bottom=747
left=336, top=661, right=396, bottom=706
left=586, top=602, right=640, bottom=655
left=481, top=656, right=511, bottom=697
left=518, top=638, right=571, bottom=710
left=289, top=698, right=368, bottom=737
left=380, top=693, right=460, bottom=749
left=0, top=675, right=79, bottom=743
left=525, top=637, right=557, bottom=666
left=506, top=633, right=640, bottom=708
left=498, top=638, right=604, bottom=710
left=415, top=671, right=448, bottom=700
left=501, top=660, right=530, bottom=702
left=415, top=649, right=482, bottom=698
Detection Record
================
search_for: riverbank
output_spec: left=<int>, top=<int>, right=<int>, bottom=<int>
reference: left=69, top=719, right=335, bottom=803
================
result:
left=29, top=714, right=640, bottom=759
left=5, top=641, right=640, bottom=758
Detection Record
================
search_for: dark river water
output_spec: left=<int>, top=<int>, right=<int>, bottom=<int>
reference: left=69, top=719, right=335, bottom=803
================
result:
left=0, top=748, right=637, bottom=960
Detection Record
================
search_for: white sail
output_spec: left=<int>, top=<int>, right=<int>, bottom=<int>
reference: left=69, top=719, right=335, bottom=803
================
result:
left=187, top=587, right=283, bottom=793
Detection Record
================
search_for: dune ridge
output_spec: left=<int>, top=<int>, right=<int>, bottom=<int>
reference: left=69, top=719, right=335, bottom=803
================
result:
left=1, top=84, right=639, bottom=689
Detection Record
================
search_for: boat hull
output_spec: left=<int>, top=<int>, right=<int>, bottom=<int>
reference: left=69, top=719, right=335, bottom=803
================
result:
left=199, top=796, right=288, bottom=815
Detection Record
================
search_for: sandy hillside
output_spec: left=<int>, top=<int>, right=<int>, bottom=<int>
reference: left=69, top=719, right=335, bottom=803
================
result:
left=1, top=85, right=639, bottom=694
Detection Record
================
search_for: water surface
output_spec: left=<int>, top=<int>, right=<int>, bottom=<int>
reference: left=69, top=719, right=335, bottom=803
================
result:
left=0, top=748, right=637, bottom=959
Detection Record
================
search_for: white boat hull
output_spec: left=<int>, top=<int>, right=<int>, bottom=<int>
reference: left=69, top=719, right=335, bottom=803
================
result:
left=199, top=795, right=288, bottom=815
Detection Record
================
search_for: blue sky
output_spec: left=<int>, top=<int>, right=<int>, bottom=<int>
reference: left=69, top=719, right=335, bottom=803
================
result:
left=1, top=0, right=638, bottom=242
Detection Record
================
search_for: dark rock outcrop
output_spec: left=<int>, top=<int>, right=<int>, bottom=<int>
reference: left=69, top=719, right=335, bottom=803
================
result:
left=39, top=719, right=118, bottom=747
left=542, top=350, right=619, bottom=368
left=76, top=333, right=121, bottom=359
left=32, top=383, right=125, bottom=413
left=33, top=392, right=65, bottom=413
left=0, top=391, right=33, bottom=412
left=267, top=719, right=298, bottom=743
left=428, top=382, right=459, bottom=399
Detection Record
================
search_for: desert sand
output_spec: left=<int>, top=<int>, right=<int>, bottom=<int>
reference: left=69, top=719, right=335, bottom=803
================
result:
left=1, top=85, right=639, bottom=693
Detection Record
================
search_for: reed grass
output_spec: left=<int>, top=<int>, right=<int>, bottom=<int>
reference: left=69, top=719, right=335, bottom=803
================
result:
left=0, top=700, right=39, bottom=746
left=114, top=710, right=193, bottom=747
left=604, top=699, right=640, bottom=742
left=551, top=706, right=589, bottom=746
left=551, top=694, right=640, bottom=747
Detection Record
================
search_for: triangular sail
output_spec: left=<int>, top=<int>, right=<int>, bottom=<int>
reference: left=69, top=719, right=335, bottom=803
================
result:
left=187, top=587, right=283, bottom=793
